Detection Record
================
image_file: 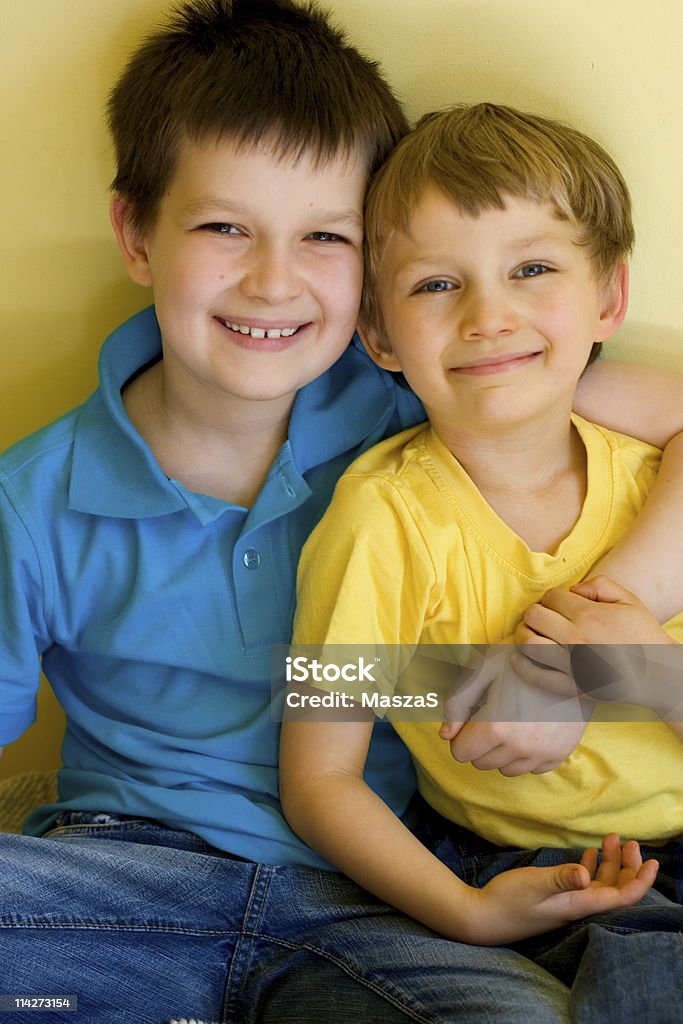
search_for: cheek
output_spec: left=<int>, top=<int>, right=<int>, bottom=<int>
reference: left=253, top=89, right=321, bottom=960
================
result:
left=170, top=257, right=223, bottom=302
left=530, top=296, right=577, bottom=341
left=320, top=259, right=363, bottom=321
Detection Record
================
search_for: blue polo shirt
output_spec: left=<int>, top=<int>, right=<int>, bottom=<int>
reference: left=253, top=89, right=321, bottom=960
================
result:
left=0, top=307, right=425, bottom=866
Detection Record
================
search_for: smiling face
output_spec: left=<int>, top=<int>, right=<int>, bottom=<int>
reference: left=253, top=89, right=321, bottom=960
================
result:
left=112, top=136, right=367, bottom=415
left=364, top=188, right=627, bottom=446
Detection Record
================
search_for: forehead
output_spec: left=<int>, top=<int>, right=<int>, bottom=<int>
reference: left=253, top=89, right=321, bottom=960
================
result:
left=167, top=133, right=369, bottom=201
left=380, top=187, right=579, bottom=266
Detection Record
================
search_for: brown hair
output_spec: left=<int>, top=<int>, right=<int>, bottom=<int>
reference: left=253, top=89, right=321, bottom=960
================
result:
left=362, top=102, right=634, bottom=365
left=108, top=0, right=408, bottom=229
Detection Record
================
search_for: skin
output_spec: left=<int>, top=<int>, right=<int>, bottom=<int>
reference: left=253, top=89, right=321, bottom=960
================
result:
left=513, top=576, right=683, bottom=742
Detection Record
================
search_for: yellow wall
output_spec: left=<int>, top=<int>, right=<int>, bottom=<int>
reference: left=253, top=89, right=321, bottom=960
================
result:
left=1, top=0, right=681, bottom=776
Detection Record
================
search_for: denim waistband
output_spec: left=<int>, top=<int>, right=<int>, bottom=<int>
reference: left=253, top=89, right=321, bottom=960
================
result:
left=54, top=810, right=162, bottom=827
left=50, top=811, right=250, bottom=862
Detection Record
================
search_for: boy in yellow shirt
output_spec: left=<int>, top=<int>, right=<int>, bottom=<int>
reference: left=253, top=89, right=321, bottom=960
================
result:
left=282, top=104, right=682, bottom=1003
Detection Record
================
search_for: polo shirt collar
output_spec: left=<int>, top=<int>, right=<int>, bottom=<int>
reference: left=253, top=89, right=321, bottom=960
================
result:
left=69, top=308, right=397, bottom=521
left=69, top=307, right=189, bottom=519
left=288, top=333, right=400, bottom=474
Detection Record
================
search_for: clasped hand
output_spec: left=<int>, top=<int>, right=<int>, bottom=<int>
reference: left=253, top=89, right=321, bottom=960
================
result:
left=440, top=644, right=588, bottom=775
left=441, top=576, right=681, bottom=775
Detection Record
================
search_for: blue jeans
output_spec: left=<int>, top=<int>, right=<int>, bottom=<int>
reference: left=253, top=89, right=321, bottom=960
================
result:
left=2, top=818, right=681, bottom=1024
left=419, top=806, right=683, bottom=1024
left=0, top=818, right=573, bottom=1024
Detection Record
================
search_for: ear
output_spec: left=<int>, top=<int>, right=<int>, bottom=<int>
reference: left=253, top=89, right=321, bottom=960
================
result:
left=595, top=262, right=629, bottom=343
left=109, top=196, right=153, bottom=288
left=356, top=319, right=403, bottom=373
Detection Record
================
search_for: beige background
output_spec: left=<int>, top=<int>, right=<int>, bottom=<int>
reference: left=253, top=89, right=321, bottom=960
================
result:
left=1, top=0, right=682, bottom=775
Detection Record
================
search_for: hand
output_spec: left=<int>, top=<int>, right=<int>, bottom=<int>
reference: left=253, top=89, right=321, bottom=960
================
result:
left=516, top=577, right=681, bottom=716
left=521, top=575, right=675, bottom=646
left=512, top=620, right=585, bottom=703
left=463, top=833, right=658, bottom=945
left=440, top=648, right=587, bottom=775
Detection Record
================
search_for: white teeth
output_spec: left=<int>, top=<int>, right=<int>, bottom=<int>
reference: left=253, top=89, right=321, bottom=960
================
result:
left=225, top=320, right=298, bottom=340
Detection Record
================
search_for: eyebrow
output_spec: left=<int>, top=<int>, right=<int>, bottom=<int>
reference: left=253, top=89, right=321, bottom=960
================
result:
left=513, top=234, right=568, bottom=248
left=183, top=197, right=362, bottom=228
left=395, top=234, right=571, bottom=269
left=392, top=254, right=453, bottom=276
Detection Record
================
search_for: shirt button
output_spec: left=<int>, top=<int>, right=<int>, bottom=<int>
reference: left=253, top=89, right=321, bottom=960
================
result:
left=243, top=548, right=261, bottom=569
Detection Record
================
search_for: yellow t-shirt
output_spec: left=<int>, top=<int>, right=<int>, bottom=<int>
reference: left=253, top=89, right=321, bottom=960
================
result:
left=294, top=416, right=682, bottom=848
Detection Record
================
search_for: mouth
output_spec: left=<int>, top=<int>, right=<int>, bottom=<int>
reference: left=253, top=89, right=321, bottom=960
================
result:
left=215, top=316, right=305, bottom=341
left=452, top=351, right=541, bottom=376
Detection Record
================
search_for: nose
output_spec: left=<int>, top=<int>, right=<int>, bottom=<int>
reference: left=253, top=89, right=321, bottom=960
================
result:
left=240, top=242, right=303, bottom=305
left=459, top=283, right=518, bottom=341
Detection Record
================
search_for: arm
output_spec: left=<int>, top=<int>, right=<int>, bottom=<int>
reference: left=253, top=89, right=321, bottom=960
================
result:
left=589, top=434, right=683, bottom=622
left=517, top=576, right=683, bottom=742
left=279, top=712, right=658, bottom=944
left=575, top=360, right=683, bottom=622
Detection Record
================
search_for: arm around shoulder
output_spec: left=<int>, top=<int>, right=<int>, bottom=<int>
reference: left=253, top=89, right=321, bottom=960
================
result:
left=574, top=361, right=683, bottom=622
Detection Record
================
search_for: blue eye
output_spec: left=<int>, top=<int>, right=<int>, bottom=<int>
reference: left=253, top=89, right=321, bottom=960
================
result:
left=420, top=279, right=453, bottom=293
left=515, top=263, right=551, bottom=278
left=307, top=232, right=347, bottom=243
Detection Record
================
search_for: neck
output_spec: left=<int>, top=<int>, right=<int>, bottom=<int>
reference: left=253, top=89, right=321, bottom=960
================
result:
left=432, top=411, right=588, bottom=552
left=123, top=361, right=293, bottom=507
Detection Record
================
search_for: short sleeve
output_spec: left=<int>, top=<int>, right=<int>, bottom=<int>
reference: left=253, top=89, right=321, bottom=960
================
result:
left=0, top=477, right=50, bottom=743
left=294, top=472, right=436, bottom=650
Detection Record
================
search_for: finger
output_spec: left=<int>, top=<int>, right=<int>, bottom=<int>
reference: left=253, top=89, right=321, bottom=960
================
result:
left=450, top=725, right=503, bottom=765
left=567, top=872, right=654, bottom=917
left=529, top=759, right=564, bottom=774
left=605, top=859, right=659, bottom=903
left=595, top=833, right=623, bottom=885
left=442, top=662, right=494, bottom=724
left=514, top=642, right=570, bottom=673
left=522, top=603, right=578, bottom=645
left=514, top=621, right=543, bottom=644
left=545, top=862, right=590, bottom=894
left=439, top=719, right=463, bottom=740
left=619, top=838, right=643, bottom=874
left=499, top=757, right=553, bottom=777
left=510, top=652, right=577, bottom=698
left=569, top=575, right=635, bottom=604
left=540, top=587, right=601, bottom=615
left=580, top=847, right=599, bottom=877
left=635, top=859, right=660, bottom=890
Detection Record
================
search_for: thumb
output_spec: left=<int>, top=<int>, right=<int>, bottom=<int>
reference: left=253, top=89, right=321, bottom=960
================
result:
left=548, top=863, right=590, bottom=894
left=570, top=575, right=633, bottom=604
left=439, top=719, right=464, bottom=740
left=442, top=657, right=497, bottom=727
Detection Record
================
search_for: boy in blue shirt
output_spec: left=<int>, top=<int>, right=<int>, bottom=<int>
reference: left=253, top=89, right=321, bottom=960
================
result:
left=1, top=2, right=683, bottom=1021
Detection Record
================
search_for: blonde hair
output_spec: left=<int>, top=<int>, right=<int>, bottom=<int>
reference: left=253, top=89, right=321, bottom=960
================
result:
left=361, top=102, right=634, bottom=356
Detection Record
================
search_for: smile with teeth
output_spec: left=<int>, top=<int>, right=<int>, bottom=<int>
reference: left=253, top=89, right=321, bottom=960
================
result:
left=220, top=318, right=300, bottom=340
